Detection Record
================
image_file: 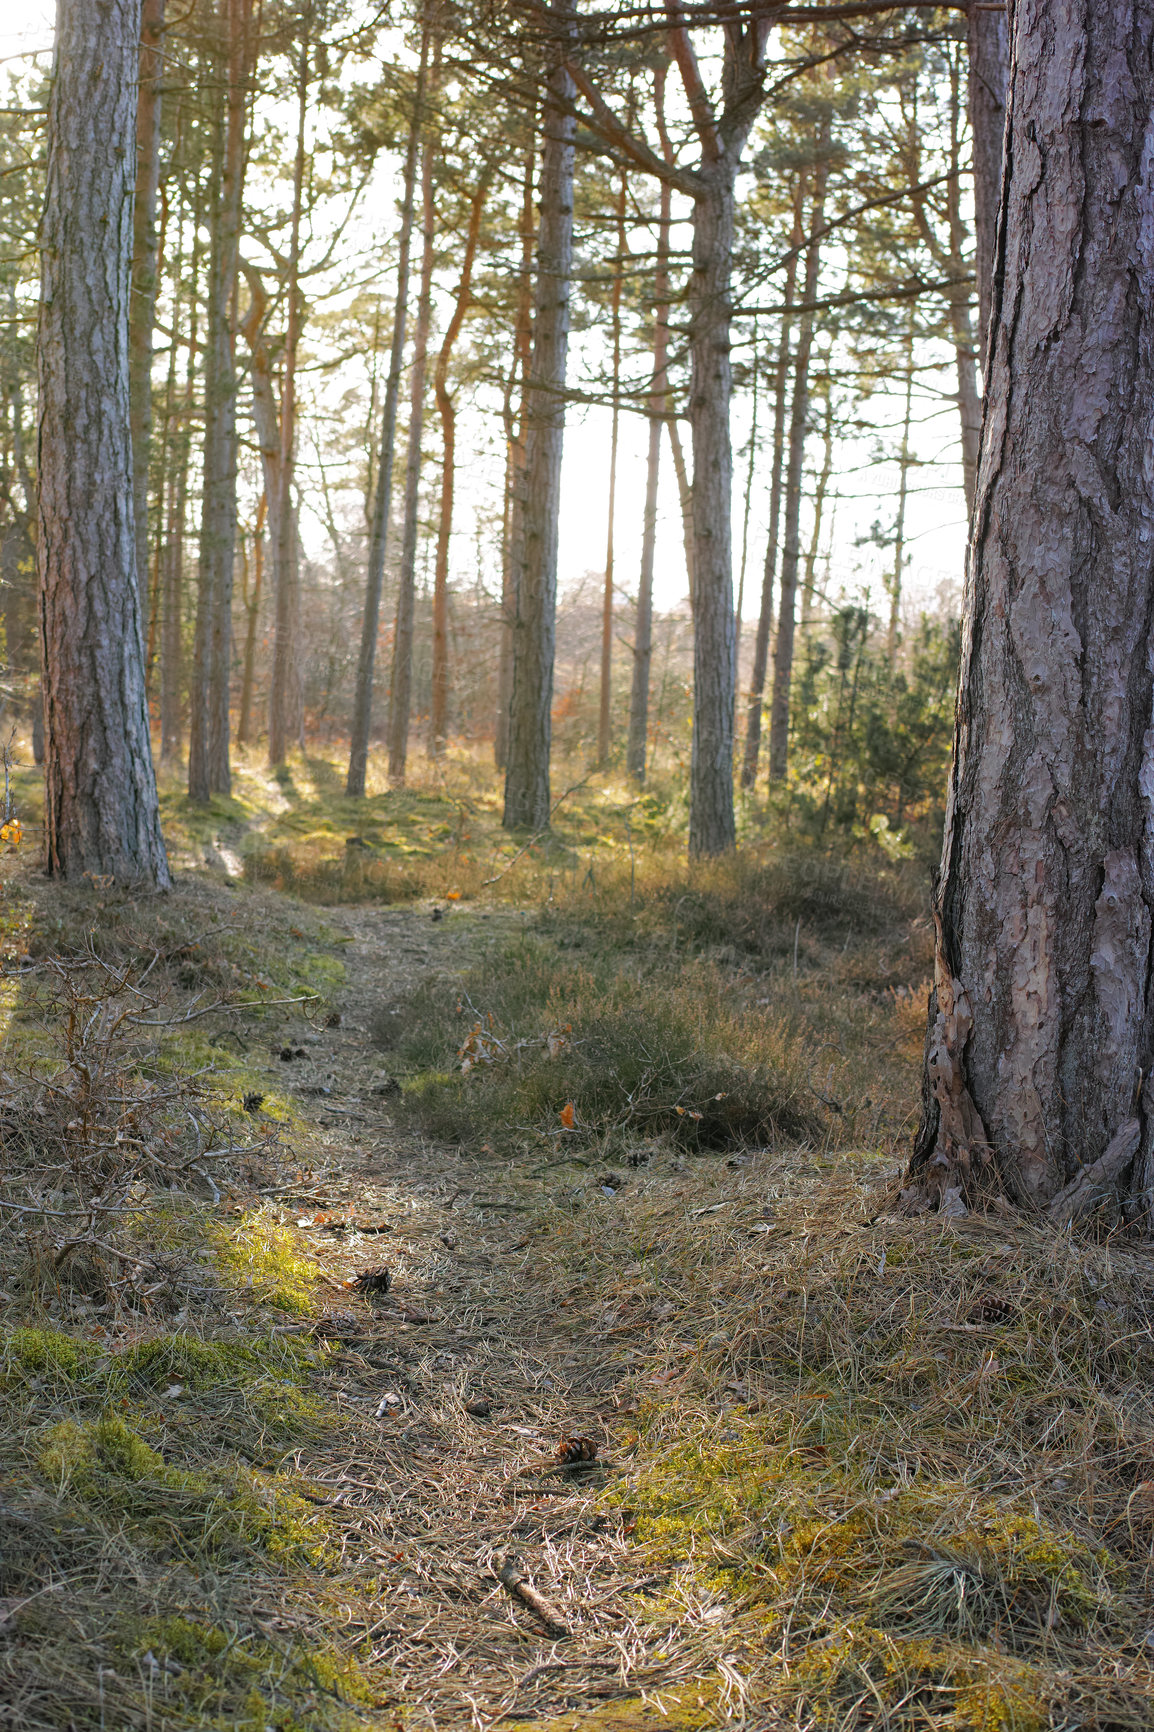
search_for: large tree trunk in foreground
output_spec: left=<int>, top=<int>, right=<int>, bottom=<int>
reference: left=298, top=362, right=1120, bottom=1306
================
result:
left=503, top=5, right=576, bottom=833
left=906, top=0, right=1154, bottom=1227
left=967, top=1, right=1009, bottom=364
left=189, top=0, right=251, bottom=801
left=129, top=0, right=166, bottom=668
left=38, top=0, right=170, bottom=889
left=346, top=27, right=429, bottom=798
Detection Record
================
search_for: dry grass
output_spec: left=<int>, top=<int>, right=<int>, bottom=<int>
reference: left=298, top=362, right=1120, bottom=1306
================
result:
left=0, top=755, right=1149, bottom=1729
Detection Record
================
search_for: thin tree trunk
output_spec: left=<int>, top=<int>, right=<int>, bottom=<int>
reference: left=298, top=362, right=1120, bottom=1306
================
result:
left=735, top=321, right=758, bottom=640
left=767, top=139, right=828, bottom=784
left=967, top=1, right=1009, bottom=366
left=627, top=83, right=672, bottom=785
left=496, top=140, right=536, bottom=770
left=667, top=418, right=696, bottom=606
left=160, top=229, right=196, bottom=762
left=800, top=389, right=833, bottom=630
left=237, top=491, right=266, bottom=746
left=886, top=321, right=914, bottom=665
left=685, top=157, right=738, bottom=855
left=38, top=0, right=169, bottom=888
left=268, top=25, right=310, bottom=767
left=741, top=182, right=801, bottom=790
left=346, top=25, right=429, bottom=797
left=189, top=0, right=251, bottom=801
left=388, top=130, right=437, bottom=782
left=945, top=55, right=982, bottom=515
left=503, top=0, right=576, bottom=832
left=430, top=169, right=491, bottom=757
left=129, top=0, right=166, bottom=669
left=597, top=169, right=626, bottom=767
left=906, top=0, right=1154, bottom=1223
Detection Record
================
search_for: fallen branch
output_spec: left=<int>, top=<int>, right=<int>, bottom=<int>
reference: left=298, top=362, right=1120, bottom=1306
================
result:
left=481, top=777, right=591, bottom=886
left=496, top=1554, right=571, bottom=1637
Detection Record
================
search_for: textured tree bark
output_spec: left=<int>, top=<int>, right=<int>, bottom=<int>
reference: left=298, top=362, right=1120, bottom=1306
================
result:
left=268, top=26, right=310, bottom=768
left=967, top=0, right=1009, bottom=363
left=495, top=141, right=536, bottom=771
left=597, top=169, right=627, bottom=768
left=627, top=119, right=672, bottom=786
left=346, top=25, right=429, bottom=798
left=160, top=210, right=197, bottom=762
left=430, top=169, right=490, bottom=758
left=189, top=0, right=251, bottom=801
left=768, top=147, right=827, bottom=783
left=129, top=0, right=166, bottom=667
left=686, top=159, right=738, bottom=854
left=503, top=3, right=576, bottom=832
left=741, top=186, right=800, bottom=790
left=237, top=492, right=266, bottom=747
left=386, top=137, right=435, bottom=783
left=907, top=0, right=1154, bottom=1225
left=666, top=419, right=696, bottom=606
left=38, top=0, right=170, bottom=888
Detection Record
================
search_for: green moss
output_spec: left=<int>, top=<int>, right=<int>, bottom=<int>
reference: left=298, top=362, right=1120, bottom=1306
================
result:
left=124, top=1614, right=379, bottom=1729
left=38, top=1415, right=332, bottom=1564
left=214, top=1211, right=321, bottom=1314
left=0, top=1326, right=99, bottom=1387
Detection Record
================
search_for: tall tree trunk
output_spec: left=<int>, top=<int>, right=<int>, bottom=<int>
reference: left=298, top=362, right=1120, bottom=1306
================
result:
left=886, top=321, right=914, bottom=666
left=800, top=388, right=833, bottom=629
left=967, top=1, right=1009, bottom=365
left=667, top=419, right=695, bottom=606
left=741, top=183, right=801, bottom=790
left=268, top=25, right=309, bottom=767
left=430, top=169, right=490, bottom=757
left=189, top=0, right=251, bottom=801
left=503, top=1, right=576, bottom=832
left=495, top=139, right=536, bottom=770
left=346, top=24, right=429, bottom=797
left=160, top=201, right=198, bottom=762
left=237, top=492, right=266, bottom=747
left=627, top=101, right=672, bottom=786
left=388, top=131, right=436, bottom=782
left=944, top=53, right=982, bottom=514
left=906, top=0, right=1154, bottom=1225
left=768, top=141, right=828, bottom=783
left=129, top=0, right=166, bottom=670
left=597, top=168, right=626, bottom=768
left=685, top=157, right=738, bottom=855
left=38, top=0, right=170, bottom=888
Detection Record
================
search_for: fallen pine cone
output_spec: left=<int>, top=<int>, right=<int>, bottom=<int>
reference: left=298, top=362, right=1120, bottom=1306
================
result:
left=556, top=1435, right=598, bottom=1465
left=345, top=1268, right=391, bottom=1295
left=242, top=1091, right=265, bottom=1113
left=464, top=1398, right=491, bottom=1418
left=970, top=1294, right=1015, bottom=1325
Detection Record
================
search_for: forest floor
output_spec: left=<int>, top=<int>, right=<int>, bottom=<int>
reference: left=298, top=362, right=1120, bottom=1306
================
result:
left=1, top=749, right=1154, bottom=1730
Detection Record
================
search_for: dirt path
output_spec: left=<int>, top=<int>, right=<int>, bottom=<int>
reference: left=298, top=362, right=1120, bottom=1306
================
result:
left=265, top=905, right=723, bottom=1731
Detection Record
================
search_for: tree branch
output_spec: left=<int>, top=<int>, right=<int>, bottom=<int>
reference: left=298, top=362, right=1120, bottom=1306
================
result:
left=665, top=1, right=722, bottom=162
left=565, top=58, right=700, bottom=192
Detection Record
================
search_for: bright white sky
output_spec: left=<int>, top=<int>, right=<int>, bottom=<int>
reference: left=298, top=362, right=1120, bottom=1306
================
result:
left=4, top=0, right=968, bottom=630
